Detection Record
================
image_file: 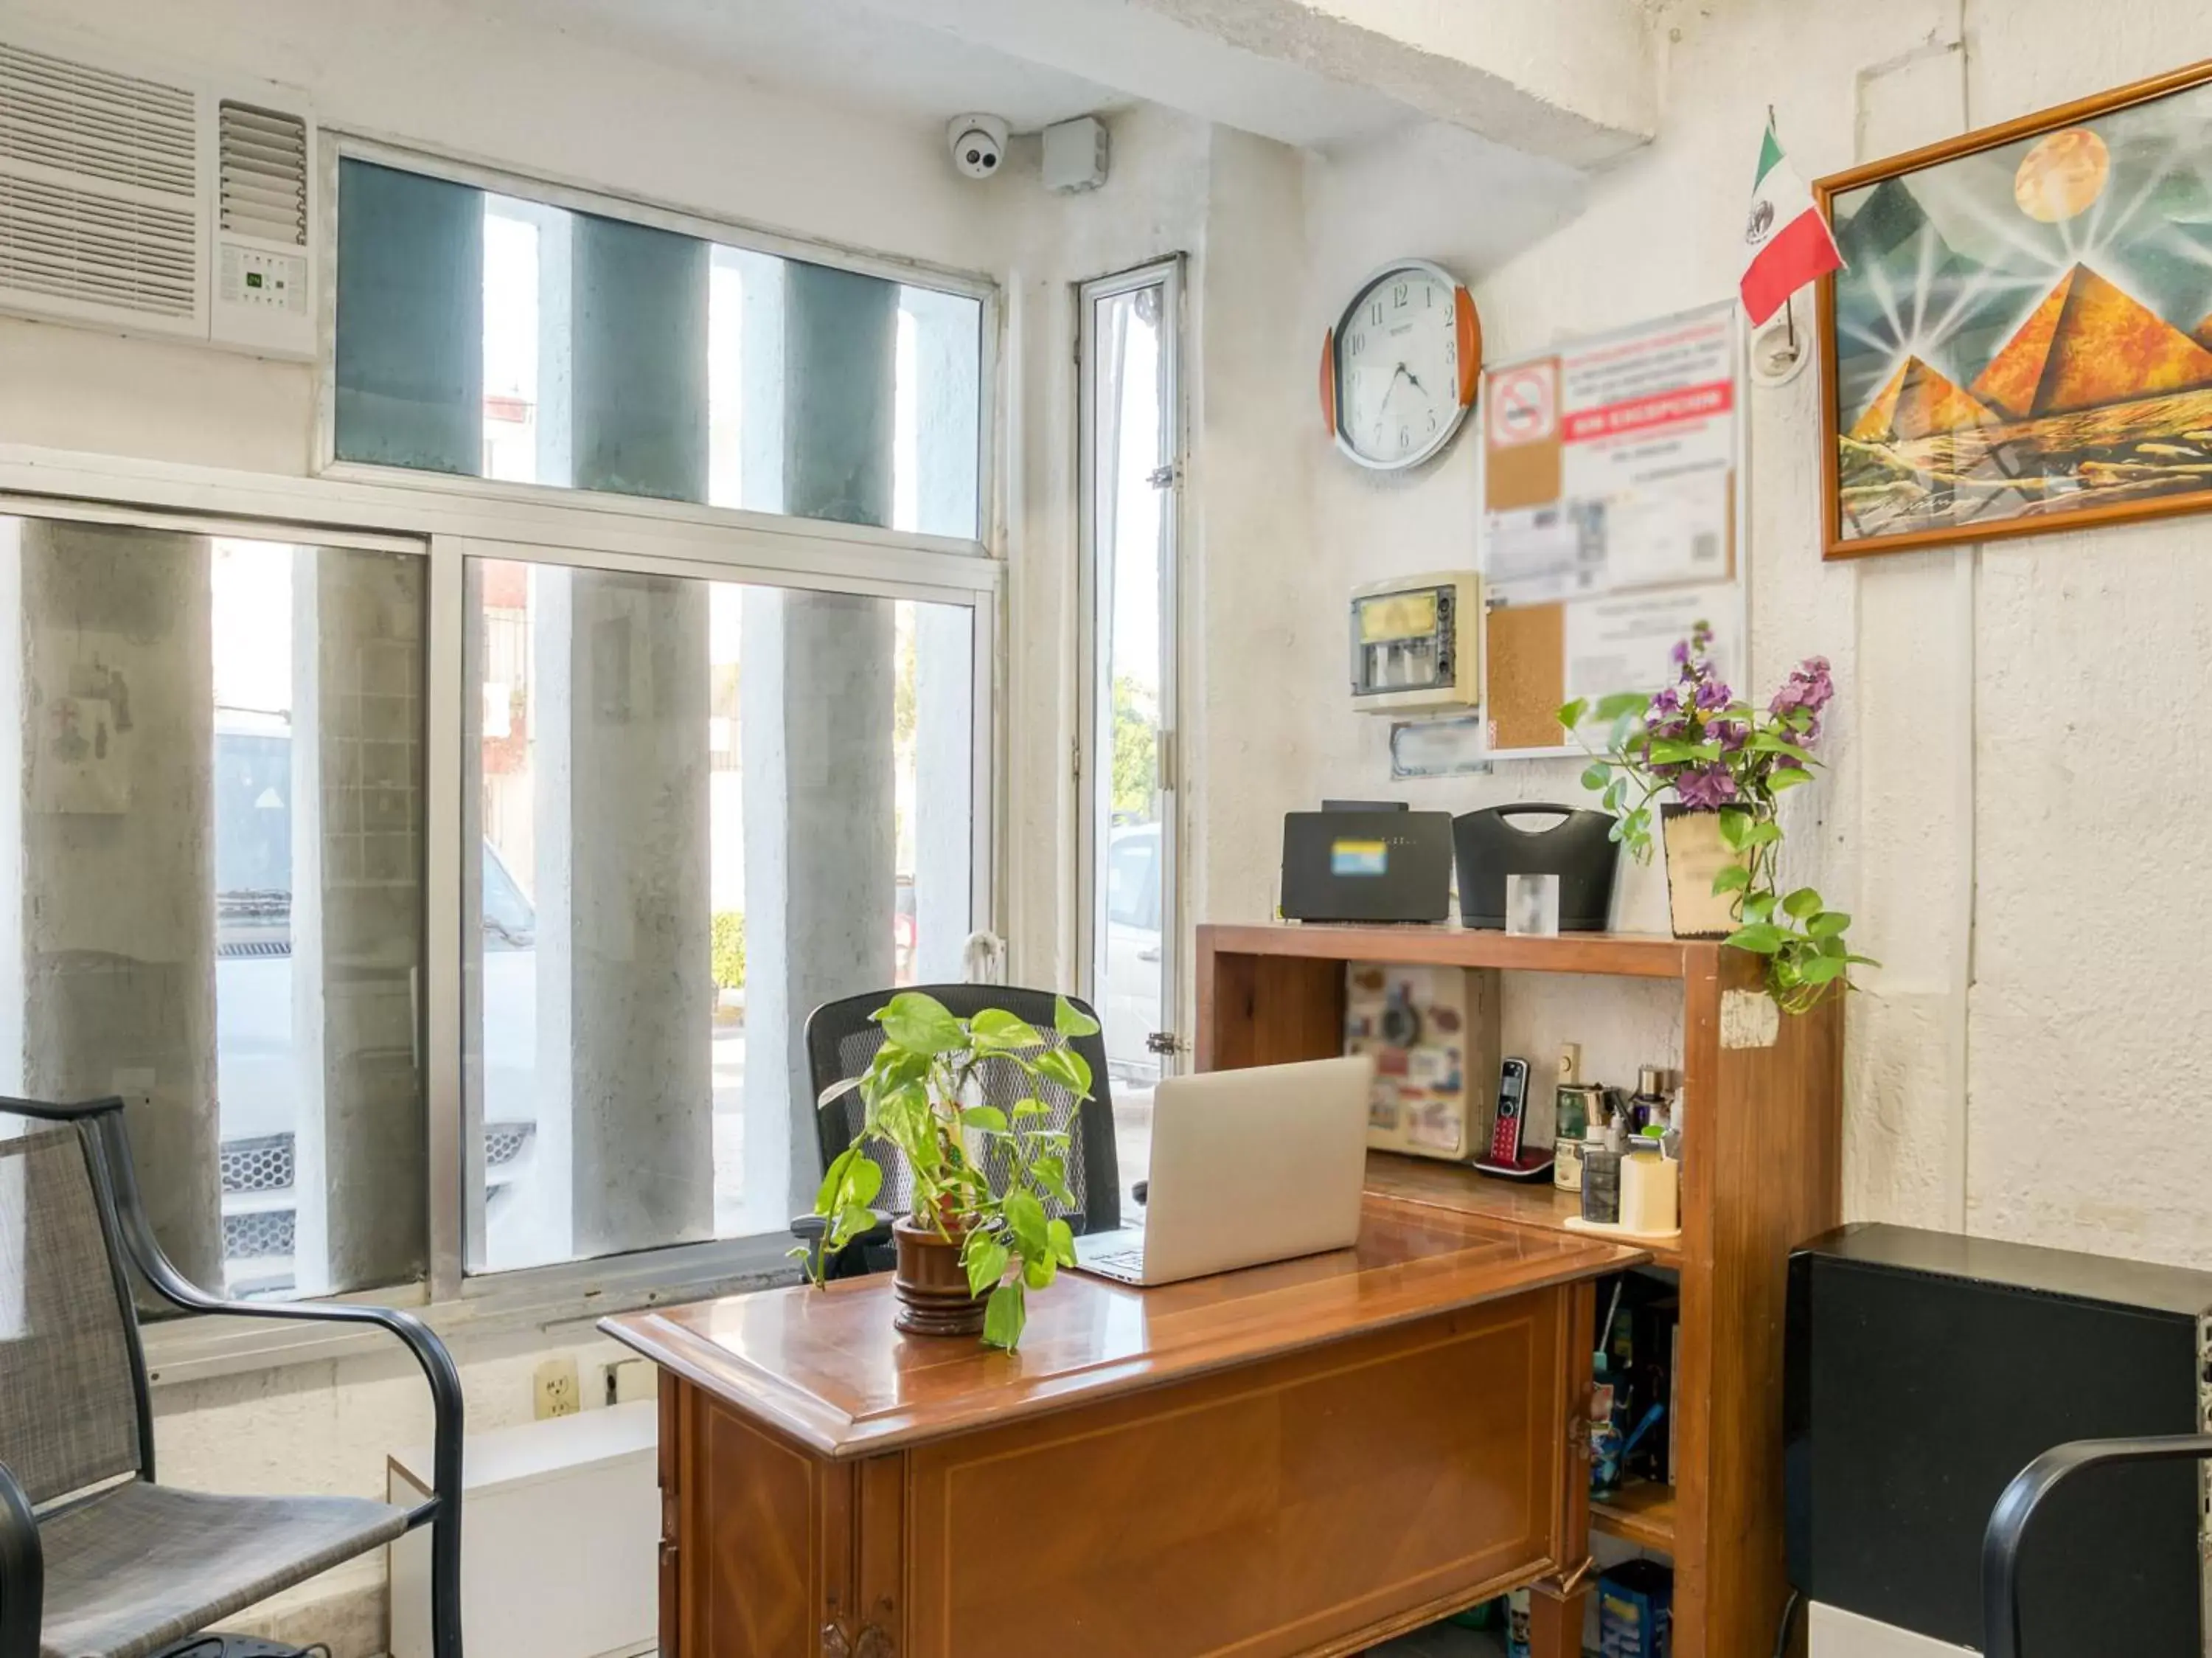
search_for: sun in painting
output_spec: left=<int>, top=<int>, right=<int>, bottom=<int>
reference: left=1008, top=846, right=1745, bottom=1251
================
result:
left=2013, top=126, right=2110, bottom=221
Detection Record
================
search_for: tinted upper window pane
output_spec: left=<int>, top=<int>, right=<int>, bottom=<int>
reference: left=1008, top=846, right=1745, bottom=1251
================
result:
left=336, top=159, right=984, bottom=538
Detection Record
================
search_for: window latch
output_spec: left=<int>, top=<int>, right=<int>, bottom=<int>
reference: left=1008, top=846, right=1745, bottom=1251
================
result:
left=1147, top=464, right=1178, bottom=490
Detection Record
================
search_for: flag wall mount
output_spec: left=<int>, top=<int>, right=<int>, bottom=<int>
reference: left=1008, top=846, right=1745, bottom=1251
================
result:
left=1748, top=295, right=1811, bottom=389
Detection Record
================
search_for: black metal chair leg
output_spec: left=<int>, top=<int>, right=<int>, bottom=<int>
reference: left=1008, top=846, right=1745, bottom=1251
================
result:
left=0, top=1460, right=41, bottom=1658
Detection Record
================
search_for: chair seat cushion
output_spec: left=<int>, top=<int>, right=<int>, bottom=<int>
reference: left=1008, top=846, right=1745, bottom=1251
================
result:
left=38, top=1480, right=411, bottom=1658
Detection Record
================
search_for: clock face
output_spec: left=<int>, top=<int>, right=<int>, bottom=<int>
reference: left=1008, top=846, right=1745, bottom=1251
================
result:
left=1332, top=263, right=1471, bottom=470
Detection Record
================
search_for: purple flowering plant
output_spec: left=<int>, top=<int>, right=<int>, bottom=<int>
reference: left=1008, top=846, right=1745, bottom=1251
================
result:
left=1558, top=622, right=1871, bottom=1013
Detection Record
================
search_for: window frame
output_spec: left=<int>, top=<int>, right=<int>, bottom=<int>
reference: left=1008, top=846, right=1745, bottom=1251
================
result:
left=0, top=426, right=1001, bottom=1383
left=1074, top=256, right=1186, bottom=1072
left=315, top=132, right=1000, bottom=555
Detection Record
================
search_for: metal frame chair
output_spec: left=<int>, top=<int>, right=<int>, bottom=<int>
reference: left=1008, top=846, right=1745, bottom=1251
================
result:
left=792, top=985, right=1122, bottom=1279
left=0, top=1096, right=463, bottom=1658
left=1980, top=1432, right=2212, bottom=1658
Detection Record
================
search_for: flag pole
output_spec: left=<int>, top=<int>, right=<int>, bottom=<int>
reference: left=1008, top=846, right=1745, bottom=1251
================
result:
left=1768, top=105, right=1799, bottom=358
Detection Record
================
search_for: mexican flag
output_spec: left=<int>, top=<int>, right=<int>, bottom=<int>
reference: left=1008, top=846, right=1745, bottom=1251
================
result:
left=1740, top=115, right=1843, bottom=326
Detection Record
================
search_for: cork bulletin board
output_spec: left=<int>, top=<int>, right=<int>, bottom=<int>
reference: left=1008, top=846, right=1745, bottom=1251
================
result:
left=1479, top=302, right=1749, bottom=756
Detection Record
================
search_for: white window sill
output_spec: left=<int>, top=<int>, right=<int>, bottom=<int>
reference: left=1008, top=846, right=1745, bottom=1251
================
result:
left=141, top=1232, right=804, bottom=1387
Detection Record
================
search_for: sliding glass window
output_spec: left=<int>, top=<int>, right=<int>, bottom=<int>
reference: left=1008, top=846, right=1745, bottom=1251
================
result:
left=333, top=157, right=984, bottom=539
left=463, top=555, right=975, bottom=1273
left=0, top=510, right=426, bottom=1302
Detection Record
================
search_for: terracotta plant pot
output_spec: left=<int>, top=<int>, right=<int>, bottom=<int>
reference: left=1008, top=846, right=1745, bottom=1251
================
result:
left=891, top=1217, right=989, bottom=1337
left=1660, top=805, right=1743, bottom=940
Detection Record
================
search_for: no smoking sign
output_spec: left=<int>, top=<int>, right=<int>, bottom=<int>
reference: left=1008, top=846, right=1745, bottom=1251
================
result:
left=1488, top=363, right=1557, bottom=447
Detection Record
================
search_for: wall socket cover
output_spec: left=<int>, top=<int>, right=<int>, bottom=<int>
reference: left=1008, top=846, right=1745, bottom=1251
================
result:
left=608, top=1357, right=656, bottom=1406
left=534, top=1356, right=581, bottom=1419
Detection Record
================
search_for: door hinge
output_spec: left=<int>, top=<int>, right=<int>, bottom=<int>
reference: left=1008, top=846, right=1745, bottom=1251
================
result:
left=1157, top=728, right=1177, bottom=794
left=1071, top=735, right=1082, bottom=784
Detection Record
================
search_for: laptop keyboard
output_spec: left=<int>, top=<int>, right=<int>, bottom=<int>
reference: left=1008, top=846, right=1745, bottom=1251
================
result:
left=1084, top=1246, right=1146, bottom=1280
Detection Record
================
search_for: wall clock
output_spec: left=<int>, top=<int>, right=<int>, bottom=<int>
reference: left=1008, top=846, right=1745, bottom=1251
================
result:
left=1320, top=259, right=1481, bottom=471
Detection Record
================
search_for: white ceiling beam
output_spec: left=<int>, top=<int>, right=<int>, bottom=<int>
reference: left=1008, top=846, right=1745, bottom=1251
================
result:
left=854, top=0, right=1656, bottom=163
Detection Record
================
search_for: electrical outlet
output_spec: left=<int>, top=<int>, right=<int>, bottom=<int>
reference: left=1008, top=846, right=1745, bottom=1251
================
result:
left=534, top=1356, right=580, bottom=1420
left=608, top=1357, right=656, bottom=1406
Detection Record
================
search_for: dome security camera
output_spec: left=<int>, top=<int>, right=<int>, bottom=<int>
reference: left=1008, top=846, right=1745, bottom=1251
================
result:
left=948, top=114, right=1009, bottom=181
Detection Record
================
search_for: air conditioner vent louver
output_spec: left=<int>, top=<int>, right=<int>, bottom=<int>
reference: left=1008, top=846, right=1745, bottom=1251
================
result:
left=218, top=100, right=305, bottom=247
left=0, top=42, right=197, bottom=198
left=0, top=173, right=197, bottom=315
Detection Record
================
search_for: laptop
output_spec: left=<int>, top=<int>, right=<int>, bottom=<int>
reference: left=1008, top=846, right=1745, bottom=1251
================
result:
left=1280, top=810, right=1453, bottom=923
left=1074, top=1054, right=1375, bottom=1287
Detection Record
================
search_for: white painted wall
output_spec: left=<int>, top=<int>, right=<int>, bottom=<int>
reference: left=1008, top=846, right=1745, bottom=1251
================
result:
left=1194, top=0, right=2212, bottom=1271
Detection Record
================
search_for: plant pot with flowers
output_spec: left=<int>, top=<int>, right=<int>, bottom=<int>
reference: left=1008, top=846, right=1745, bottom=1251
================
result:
left=1559, top=622, right=1875, bottom=1014
left=802, top=991, right=1099, bottom=1350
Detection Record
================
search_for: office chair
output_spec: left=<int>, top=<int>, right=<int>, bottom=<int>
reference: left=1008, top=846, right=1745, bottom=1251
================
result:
left=1980, top=1432, right=2212, bottom=1658
left=0, top=1097, right=463, bottom=1658
left=793, top=985, right=1121, bottom=1280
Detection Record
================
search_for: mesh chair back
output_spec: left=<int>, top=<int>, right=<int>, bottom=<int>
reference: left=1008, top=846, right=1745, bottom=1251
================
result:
left=0, top=1120, right=142, bottom=1505
left=804, top=985, right=1121, bottom=1235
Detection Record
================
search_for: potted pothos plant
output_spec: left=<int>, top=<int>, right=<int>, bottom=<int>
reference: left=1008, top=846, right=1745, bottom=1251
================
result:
left=1559, top=622, right=1875, bottom=1014
left=804, top=991, right=1099, bottom=1351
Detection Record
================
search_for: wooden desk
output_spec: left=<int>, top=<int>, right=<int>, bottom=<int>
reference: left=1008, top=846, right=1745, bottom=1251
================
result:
left=604, top=1196, right=1638, bottom=1658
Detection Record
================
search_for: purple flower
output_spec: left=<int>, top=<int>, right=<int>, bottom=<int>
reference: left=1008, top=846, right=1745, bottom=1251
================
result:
left=1770, top=656, right=1834, bottom=721
left=1674, top=764, right=1739, bottom=810
left=1650, top=687, right=1682, bottom=716
left=1694, top=678, right=1733, bottom=712
left=1709, top=718, right=1749, bottom=753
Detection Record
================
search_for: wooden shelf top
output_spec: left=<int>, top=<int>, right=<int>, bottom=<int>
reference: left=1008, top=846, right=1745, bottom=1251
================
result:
left=1199, top=921, right=1714, bottom=980
left=1366, top=1152, right=1686, bottom=1272
left=1590, top=1480, right=1677, bottom=1552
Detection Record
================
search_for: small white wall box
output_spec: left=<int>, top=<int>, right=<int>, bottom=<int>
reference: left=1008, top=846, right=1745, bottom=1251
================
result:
left=389, top=1401, right=658, bottom=1658
left=1042, top=116, right=1110, bottom=194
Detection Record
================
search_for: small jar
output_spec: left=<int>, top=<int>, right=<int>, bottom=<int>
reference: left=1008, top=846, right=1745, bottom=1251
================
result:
left=1581, top=1141, right=1622, bottom=1224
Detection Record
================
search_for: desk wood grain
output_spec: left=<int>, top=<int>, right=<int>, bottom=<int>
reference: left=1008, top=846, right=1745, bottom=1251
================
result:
left=604, top=1197, right=1638, bottom=1461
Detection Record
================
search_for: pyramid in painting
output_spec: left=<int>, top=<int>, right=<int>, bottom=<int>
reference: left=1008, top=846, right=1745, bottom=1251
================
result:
left=1970, top=263, right=2212, bottom=418
left=1848, top=355, right=1997, bottom=443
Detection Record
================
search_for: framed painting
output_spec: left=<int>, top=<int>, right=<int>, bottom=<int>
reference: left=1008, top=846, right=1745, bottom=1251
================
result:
left=1816, top=60, right=2212, bottom=558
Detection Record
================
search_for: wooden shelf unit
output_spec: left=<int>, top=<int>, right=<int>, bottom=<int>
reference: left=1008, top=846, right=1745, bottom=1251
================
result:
left=1590, top=1480, right=1678, bottom=1553
left=1366, top=1149, right=1686, bottom=1271
left=1195, top=922, right=1843, bottom=1658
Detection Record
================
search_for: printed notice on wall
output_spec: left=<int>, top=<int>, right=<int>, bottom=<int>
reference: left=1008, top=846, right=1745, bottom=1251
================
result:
left=1479, top=301, right=1744, bottom=755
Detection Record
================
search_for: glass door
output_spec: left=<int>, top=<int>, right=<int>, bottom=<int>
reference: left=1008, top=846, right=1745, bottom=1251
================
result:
left=1078, top=260, right=1182, bottom=1187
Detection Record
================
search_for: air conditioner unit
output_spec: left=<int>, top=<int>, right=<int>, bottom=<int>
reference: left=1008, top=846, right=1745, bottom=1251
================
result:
left=0, top=33, right=316, bottom=359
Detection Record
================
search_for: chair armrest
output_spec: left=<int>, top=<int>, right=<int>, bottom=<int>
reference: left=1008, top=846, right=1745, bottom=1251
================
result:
left=81, top=1109, right=465, bottom=1533
left=1981, top=1432, right=2212, bottom=1658
left=0, top=1458, right=41, bottom=1658
left=790, top=1211, right=892, bottom=1242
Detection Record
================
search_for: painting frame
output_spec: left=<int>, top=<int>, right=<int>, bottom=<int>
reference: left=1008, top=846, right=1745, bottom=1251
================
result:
left=1816, top=58, right=2212, bottom=561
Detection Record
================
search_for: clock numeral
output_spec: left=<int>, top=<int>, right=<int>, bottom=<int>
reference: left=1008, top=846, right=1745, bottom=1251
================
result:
left=1398, top=426, right=1411, bottom=452
left=1348, top=332, right=1364, bottom=354
left=1392, top=283, right=1408, bottom=308
left=1427, top=412, right=1439, bottom=434
left=1370, top=301, right=1382, bottom=326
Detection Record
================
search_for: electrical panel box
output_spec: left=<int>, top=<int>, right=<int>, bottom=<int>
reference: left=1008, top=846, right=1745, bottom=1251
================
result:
left=1349, top=570, right=1480, bottom=713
